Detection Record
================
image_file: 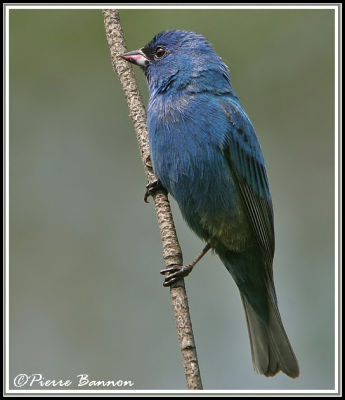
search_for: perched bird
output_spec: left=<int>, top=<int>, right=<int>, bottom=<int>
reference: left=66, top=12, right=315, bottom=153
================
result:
left=121, top=30, right=299, bottom=378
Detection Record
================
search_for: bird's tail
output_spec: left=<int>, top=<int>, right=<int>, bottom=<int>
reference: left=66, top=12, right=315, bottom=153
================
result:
left=240, top=293, right=299, bottom=378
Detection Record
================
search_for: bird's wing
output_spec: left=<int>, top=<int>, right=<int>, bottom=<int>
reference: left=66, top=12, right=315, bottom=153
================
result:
left=221, top=99, right=275, bottom=274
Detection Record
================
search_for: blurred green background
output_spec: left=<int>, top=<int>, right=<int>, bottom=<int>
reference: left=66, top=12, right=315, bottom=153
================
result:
left=9, top=8, right=335, bottom=391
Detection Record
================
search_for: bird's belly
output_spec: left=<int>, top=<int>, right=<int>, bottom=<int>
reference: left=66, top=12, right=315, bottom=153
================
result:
left=151, top=138, right=251, bottom=251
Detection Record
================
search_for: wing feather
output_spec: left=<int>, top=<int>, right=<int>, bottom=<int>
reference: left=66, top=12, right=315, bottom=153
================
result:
left=221, top=100, right=275, bottom=275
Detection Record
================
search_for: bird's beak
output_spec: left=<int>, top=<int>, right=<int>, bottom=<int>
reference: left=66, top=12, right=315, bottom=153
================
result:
left=120, top=48, right=149, bottom=67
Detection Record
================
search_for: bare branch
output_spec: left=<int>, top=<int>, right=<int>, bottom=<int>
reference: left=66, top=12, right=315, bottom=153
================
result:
left=102, top=9, right=203, bottom=390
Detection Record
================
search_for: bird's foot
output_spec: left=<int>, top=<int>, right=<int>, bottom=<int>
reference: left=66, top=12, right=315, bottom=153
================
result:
left=160, top=243, right=211, bottom=287
left=144, top=179, right=166, bottom=203
left=160, top=264, right=194, bottom=287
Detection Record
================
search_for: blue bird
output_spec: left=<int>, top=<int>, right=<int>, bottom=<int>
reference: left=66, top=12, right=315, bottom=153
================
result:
left=121, top=30, right=299, bottom=378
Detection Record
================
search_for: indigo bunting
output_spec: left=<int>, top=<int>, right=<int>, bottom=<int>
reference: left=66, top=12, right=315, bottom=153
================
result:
left=121, top=30, right=299, bottom=378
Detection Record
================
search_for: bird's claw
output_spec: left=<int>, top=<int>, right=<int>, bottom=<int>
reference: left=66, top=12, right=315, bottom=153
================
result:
left=144, top=179, right=165, bottom=203
left=160, top=263, right=194, bottom=287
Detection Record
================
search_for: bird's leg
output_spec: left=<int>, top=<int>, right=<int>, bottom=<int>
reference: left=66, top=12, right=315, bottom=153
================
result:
left=144, top=155, right=167, bottom=202
left=144, top=179, right=167, bottom=203
left=144, top=154, right=154, bottom=172
left=160, top=243, right=211, bottom=287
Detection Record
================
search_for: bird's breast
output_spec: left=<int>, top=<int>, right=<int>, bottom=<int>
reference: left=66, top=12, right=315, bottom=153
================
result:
left=147, top=95, right=251, bottom=250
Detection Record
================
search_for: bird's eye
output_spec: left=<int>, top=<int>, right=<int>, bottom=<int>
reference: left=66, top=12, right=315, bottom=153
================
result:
left=155, top=46, right=166, bottom=58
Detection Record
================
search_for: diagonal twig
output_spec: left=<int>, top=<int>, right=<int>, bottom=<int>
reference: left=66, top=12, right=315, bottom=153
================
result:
left=102, top=9, right=203, bottom=390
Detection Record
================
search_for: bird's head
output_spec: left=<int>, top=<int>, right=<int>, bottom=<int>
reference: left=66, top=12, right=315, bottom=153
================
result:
left=121, top=30, right=232, bottom=96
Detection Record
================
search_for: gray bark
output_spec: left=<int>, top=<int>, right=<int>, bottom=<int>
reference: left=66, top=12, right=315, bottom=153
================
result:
left=102, top=9, right=203, bottom=390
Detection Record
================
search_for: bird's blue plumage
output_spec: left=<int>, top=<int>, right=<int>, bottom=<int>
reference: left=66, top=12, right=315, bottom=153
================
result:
left=122, top=29, right=299, bottom=378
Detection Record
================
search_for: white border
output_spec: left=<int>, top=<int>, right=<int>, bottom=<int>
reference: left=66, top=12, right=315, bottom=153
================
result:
left=4, top=3, right=340, bottom=396
left=334, top=5, right=340, bottom=395
left=5, top=5, right=340, bottom=9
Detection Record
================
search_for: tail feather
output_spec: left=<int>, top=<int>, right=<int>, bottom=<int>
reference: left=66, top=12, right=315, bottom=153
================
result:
left=241, top=294, right=299, bottom=378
